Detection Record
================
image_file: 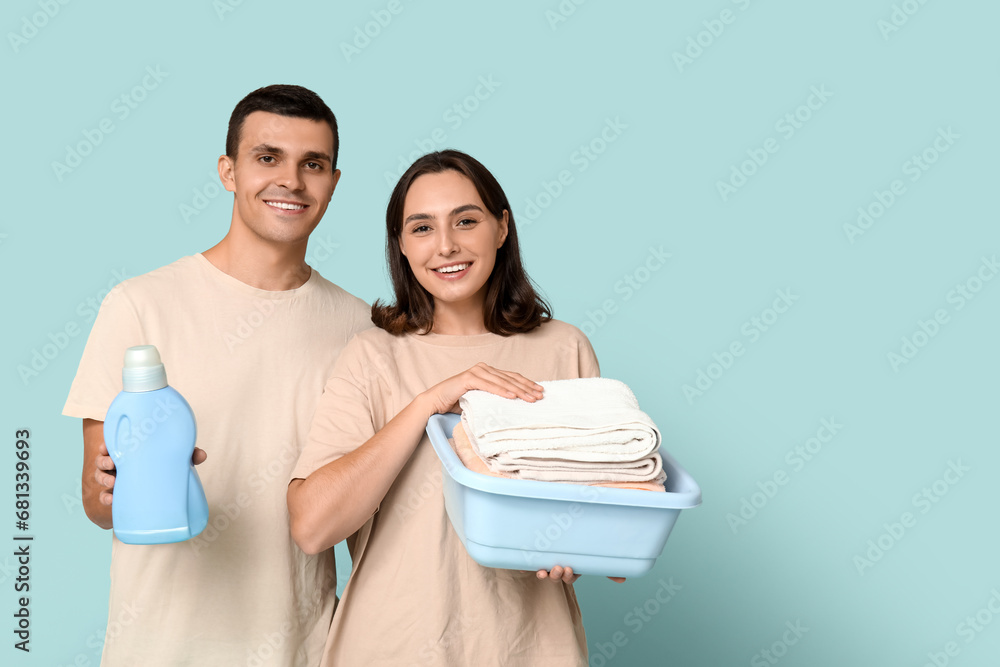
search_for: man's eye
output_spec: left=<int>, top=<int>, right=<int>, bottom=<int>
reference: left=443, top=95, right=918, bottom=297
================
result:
left=259, top=155, right=275, bottom=164
left=306, top=162, right=322, bottom=170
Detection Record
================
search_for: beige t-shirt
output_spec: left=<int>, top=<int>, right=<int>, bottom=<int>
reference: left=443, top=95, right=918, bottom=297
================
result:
left=291, top=320, right=601, bottom=667
left=63, top=253, right=371, bottom=667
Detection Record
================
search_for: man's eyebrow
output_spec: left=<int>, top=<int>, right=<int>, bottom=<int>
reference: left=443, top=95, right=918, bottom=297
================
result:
left=302, top=151, right=332, bottom=162
left=248, top=145, right=331, bottom=162
left=250, top=143, right=285, bottom=155
left=403, top=204, right=485, bottom=226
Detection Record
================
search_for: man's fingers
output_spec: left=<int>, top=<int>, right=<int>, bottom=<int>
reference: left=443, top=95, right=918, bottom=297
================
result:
left=95, top=455, right=115, bottom=471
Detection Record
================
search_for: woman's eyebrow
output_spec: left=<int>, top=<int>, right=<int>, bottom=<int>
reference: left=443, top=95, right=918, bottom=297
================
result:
left=451, top=204, right=484, bottom=216
left=404, top=204, right=485, bottom=226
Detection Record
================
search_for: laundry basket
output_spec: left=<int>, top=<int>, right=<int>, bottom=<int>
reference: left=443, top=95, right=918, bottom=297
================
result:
left=425, top=413, right=701, bottom=578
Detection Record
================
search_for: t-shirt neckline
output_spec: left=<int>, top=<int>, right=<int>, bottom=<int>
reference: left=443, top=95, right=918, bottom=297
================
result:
left=193, top=252, right=318, bottom=299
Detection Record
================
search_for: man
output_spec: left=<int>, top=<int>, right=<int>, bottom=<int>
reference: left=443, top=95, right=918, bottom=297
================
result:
left=63, top=84, right=371, bottom=665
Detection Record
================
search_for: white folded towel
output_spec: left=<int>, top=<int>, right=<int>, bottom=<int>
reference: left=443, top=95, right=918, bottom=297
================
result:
left=459, top=377, right=661, bottom=463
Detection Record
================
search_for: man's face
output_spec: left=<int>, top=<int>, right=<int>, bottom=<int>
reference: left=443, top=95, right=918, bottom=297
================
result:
left=219, top=111, right=340, bottom=248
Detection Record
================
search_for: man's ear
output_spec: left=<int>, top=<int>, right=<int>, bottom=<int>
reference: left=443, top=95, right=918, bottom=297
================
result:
left=328, top=169, right=342, bottom=202
left=218, top=155, right=236, bottom=193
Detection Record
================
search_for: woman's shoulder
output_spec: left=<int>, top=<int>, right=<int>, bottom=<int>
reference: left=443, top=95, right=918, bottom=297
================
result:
left=526, top=318, right=591, bottom=343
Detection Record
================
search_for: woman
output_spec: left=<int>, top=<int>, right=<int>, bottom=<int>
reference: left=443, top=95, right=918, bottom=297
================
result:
left=287, top=150, right=602, bottom=666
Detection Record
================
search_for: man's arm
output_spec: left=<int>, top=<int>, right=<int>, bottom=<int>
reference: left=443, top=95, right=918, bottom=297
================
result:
left=82, top=418, right=113, bottom=529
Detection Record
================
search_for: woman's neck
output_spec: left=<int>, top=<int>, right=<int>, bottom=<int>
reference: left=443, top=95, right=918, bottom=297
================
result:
left=431, top=297, right=488, bottom=335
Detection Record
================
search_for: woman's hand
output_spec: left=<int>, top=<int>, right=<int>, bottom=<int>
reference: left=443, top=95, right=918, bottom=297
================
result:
left=536, top=566, right=580, bottom=584
left=419, top=362, right=544, bottom=415
left=535, top=567, right=627, bottom=584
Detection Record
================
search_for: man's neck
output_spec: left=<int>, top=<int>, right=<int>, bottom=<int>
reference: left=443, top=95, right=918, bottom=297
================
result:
left=202, top=234, right=312, bottom=291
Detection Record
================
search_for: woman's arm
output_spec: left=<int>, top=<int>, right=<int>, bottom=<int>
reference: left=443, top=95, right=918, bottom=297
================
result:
left=287, top=363, right=543, bottom=555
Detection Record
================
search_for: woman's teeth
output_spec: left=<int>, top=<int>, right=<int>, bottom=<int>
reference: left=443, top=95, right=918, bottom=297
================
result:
left=434, top=263, right=469, bottom=273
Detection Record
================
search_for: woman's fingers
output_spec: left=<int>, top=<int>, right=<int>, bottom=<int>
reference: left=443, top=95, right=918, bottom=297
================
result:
left=467, top=364, right=543, bottom=401
left=535, top=566, right=580, bottom=584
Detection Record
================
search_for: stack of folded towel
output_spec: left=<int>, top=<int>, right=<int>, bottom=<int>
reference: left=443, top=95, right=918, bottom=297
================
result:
left=450, top=378, right=666, bottom=492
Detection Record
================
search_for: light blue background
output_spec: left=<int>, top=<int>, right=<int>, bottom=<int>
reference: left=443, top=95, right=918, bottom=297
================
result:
left=3, top=1, right=998, bottom=665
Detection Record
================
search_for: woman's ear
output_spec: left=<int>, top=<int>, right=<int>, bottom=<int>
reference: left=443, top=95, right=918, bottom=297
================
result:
left=498, top=210, right=509, bottom=248
left=398, top=235, right=407, bottom=257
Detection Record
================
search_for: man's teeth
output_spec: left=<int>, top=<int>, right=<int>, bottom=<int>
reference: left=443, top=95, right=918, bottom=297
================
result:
left=435, top=263, right=469, bottom=274
left=266, top=201, right=305, bottom=210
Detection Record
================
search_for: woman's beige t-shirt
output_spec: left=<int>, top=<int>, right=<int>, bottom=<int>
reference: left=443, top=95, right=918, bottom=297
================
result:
left=292, top=319, right=601, bottom=667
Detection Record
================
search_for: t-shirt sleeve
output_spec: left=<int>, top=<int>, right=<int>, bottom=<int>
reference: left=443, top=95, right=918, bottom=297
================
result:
left=290, top=336, right=376, bottom=481
left=62, top=284, right=144, bottom=421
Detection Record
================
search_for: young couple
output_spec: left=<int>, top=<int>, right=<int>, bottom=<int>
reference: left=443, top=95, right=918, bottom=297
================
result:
left=67, top=84, right=604, bottom=666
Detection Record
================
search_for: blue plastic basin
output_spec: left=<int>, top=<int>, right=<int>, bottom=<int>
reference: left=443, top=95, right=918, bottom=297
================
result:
left=425, top=413, right=702, bottom=578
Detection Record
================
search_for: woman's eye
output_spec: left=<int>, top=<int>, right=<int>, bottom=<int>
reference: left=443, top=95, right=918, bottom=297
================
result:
left=457, top=218, right=477, bottom=226
left=412, top=225, right=430, bottom=233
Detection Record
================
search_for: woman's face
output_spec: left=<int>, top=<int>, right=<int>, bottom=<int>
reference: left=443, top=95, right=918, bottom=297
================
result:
left=399, top=169, right=508, bottom=312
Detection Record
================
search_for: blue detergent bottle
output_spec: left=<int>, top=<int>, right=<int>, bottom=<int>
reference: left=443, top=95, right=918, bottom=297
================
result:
left=104, top=345, right=209, bottom=544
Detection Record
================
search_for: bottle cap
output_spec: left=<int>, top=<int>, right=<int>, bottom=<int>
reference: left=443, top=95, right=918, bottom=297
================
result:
left=122, top=345, right=168, bottom=392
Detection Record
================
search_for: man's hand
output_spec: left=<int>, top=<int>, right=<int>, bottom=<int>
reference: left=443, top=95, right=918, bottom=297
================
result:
left=93, top=444, right=207, bottom=506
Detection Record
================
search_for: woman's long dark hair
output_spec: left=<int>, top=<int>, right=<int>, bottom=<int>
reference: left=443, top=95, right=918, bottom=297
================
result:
left=372, top=150, right=551, bottom=336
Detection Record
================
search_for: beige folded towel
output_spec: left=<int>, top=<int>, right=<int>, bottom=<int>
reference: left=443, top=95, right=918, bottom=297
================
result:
left=451, top=422, right=665, bottom=492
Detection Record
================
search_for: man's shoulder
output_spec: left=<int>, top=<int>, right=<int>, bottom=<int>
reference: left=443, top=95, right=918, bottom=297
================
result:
left=308, top=272, right=370, bottom=312
left=115, top=255, right=204, bottom=297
